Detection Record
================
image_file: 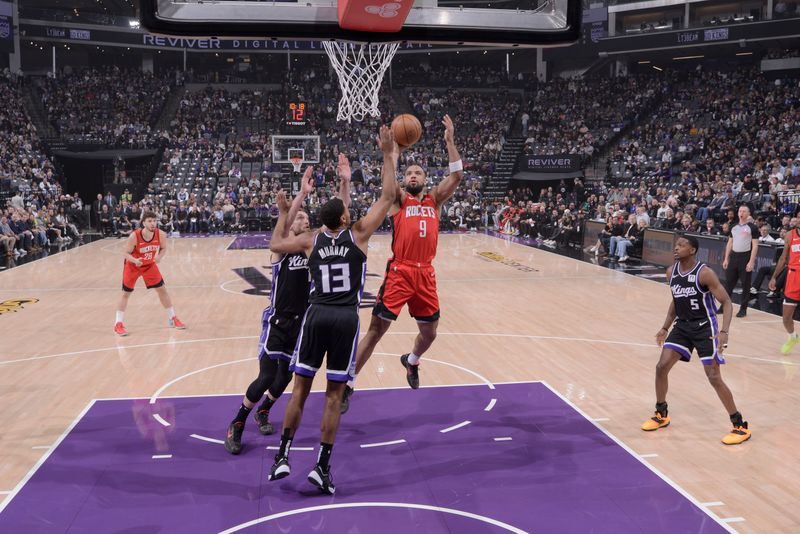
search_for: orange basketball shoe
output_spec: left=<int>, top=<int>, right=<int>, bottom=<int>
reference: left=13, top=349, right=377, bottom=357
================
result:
left=722, top=422, right=751, bottom=445
left=641, top=412, right=670, bottom=431
left=114, top=322, right=129, bottom=337
left=170, top=317, right=186, bottom=329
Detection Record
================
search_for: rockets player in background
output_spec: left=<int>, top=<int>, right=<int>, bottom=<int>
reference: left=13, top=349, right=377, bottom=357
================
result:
left=342, top=114, right=463, bottom=412
left=770, top=226, right=800, bottom=354
left=114, top=211, right=186, bottom=336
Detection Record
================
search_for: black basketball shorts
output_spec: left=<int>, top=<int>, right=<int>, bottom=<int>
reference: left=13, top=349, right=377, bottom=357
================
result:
left=664, top=318, right=725, bottom=365
left=258, top=308, right=304, bottom=362
left=290, top=304, right=359, bottom=382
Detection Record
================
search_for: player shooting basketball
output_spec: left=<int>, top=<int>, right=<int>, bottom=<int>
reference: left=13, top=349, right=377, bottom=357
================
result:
left=342, top=114, right=463, bottom=412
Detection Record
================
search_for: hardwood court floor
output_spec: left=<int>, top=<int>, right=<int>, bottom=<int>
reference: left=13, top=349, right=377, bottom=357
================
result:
left=0, top=233, right=797, bottom=532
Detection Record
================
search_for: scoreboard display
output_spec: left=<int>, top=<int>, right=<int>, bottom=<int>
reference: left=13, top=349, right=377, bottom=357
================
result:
left=286, top=101, right=307, bottom=129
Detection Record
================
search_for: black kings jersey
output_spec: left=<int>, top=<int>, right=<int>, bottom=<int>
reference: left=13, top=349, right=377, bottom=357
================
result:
left=270, top=252, right=310, bottom=316
left=309, top=229, right=367, bottom=307
left=669, top=261, right=716, bottom=322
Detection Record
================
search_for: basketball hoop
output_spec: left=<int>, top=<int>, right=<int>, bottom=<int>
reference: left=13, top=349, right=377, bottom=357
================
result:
left=289, top=156, right=303, bottom=174
left=322, top=41, right=400, bottom=123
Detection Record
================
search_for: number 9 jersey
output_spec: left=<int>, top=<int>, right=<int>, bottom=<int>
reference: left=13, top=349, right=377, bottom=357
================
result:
left=391, top=193, right=439, bottom=264
left=372, top=193, right=442, bottom=323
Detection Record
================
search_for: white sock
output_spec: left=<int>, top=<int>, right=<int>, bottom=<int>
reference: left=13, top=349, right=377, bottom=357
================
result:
left=166, top=307, right=176, bottom=319
left=407, top=352, right=420, bottom=365
left=116, top=311, right=124, bottom=324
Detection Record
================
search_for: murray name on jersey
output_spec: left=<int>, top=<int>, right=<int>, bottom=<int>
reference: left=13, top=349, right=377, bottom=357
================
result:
left=317, top=245, right=350, bottom=259
left=310, top=231, right=366, bottom=307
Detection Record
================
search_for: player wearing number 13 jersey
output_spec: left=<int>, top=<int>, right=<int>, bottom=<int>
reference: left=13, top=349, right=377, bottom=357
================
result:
left=266, top=128, right=397, bottom=495
left=643, top=235, right=751, bottom=445
left=114, top=211, right=185, bottom=336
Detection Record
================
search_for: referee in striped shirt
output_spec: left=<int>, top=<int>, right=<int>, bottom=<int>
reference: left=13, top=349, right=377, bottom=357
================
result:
left=721, top=205, right=760, bottom=318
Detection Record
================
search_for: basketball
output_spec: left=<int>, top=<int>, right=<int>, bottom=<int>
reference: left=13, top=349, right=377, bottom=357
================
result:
left=391, top=114, right=422, bottom=148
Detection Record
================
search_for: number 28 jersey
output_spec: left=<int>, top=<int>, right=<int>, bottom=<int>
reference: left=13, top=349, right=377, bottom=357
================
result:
left=309, top=229, right=367, bottom=307
left=129, top=228, right=160, bottom=267
left=391, top=193, right=439, bottom=265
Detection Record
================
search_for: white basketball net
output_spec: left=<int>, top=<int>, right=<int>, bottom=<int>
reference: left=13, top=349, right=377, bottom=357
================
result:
left=322, top=41, right=400, bottom=123
left=290, top=157, right=302, bottom=173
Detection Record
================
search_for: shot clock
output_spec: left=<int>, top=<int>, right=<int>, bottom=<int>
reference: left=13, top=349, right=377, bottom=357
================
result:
left=286, top=101, right=307, bottom=129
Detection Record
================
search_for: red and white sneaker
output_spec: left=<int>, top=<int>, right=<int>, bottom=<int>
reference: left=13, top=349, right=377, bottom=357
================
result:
left=170, top=317, right=186, bottom=330
left=114, top=322, right=129, bottom=336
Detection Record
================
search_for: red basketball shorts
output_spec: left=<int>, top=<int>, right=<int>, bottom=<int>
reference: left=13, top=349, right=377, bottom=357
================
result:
left=122, top=262, right=164, bottom=292
left=373, top=260, right=440, bottom=322
left=785, top=268, right=800, bottom=304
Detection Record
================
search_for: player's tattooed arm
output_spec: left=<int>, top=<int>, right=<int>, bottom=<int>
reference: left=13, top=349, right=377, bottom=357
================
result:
left=656, top=265, right=676, bottom=345
left=271, top=190, right=314, bottom=256
left=701, top=265, right=731, bottom=349
left=122, top=232, right=141, bottom=267
left=353, top=125, right=398, bottom=247
left=154, top=230, right=168, bottom=263
left=769, top=242, right=790, bottom=291
left=656, top=300, right=675, bottom=346
left=431, top=114, right=463, bottom=208
left=283, top=166, right=314, bottom=239
left=337, top=154, right=352, bottom=209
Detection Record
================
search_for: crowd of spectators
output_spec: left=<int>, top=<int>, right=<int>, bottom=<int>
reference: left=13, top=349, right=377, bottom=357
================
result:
left=37, top=66, right=177, bottom=148
left=391, top=62, right=529, bottom=88
left=494, top=66, right=798, bottom=254
left=131, top=65, right=508, bottom=235
left=4, top=63, right=799, bottom=273
left=520, top=76, right=664, bottom=161
left=0, top=73, right=85, bottom=259
left=773, top=2, right=800, bottom=19
left=766, top=48, right=800, bottom=59
left=168, top=85, right=282, bottom=147
left=606, top=68, right=799, bottom=238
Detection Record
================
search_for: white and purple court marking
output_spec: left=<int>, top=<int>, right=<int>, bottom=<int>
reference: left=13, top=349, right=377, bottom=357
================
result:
left=228, top=234, right=271, bottom=250
left=0, top=382, right=728, bottom=533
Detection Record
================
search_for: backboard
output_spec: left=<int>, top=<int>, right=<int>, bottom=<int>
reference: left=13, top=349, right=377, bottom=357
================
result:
left=139, top=0, right=582, bottom=47
left=271, top=135, right=321, bottom=165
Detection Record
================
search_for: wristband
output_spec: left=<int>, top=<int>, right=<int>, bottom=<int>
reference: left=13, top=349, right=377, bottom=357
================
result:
left=720, top=330, right=728, bottom=334
left=449, top=159, right=463, bottom=173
